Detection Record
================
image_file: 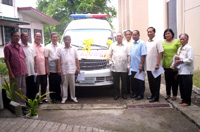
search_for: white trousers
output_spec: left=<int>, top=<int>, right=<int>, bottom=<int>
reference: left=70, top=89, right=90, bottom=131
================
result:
left=61, top=74, right=76, bottom=101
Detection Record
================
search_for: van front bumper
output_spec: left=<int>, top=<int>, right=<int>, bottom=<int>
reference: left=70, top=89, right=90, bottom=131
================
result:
left=75, top=69, right=113, bottom=87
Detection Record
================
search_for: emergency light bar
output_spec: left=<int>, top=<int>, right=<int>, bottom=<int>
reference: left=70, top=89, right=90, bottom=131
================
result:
left=70, top=14, right=108, bottom=18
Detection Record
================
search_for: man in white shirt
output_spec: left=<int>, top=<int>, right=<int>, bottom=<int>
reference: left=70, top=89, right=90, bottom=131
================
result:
left=123, top=29, right=133, bottom=95
left=45, top=32, right=62, bottom=103
left=175, top=33, right=194, bottom=106
left=108, top=32, right=130, bottom=100
left=21, top=32, right=37, bottom=100
left=145, top=27, right=164, bottom=103
left=57, top=35, right=80, bottom=103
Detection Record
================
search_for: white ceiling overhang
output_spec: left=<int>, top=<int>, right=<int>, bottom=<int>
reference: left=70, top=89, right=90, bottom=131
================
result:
left=18, top=7, right=60, bottom=26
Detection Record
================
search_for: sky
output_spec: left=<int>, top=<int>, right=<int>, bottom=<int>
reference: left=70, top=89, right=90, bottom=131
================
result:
left=21, top=0, right=118, bottom=30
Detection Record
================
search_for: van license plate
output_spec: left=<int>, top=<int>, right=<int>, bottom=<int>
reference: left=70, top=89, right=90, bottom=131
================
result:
left=79, top=77, right=95, bottom=84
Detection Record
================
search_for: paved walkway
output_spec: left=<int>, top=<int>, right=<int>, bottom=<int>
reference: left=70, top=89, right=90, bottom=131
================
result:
left=0, top=84, right=199, bottom=131
left=160, top=84, right=200, bottom=128
left=0, top=117, right=115, bottom=132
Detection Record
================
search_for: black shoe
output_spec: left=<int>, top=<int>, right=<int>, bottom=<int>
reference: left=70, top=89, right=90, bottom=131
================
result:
left=51, top=99, right=56, bottom=103
left=147, top=96, right=153, bottom=100
left=135, top=96, right=143, bottom=100
left=113, top=96, right=119, bottom=100
left=126, top=91, right=131, bottom=95
left=122, top=95, right=127, bottom=99
left=149, top=99, right=159, bottom=103
left=130, top=94, right=137, bottom=98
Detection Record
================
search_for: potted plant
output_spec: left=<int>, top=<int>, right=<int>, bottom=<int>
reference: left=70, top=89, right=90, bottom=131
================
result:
left=1, top=79, right=16, bottom=102
left=15, top=89, right=51, bottom=119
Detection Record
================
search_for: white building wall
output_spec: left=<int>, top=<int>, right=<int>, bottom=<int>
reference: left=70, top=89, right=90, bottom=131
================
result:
left=148, top=0, right=166, bottom=40
left=18, top=13, right=45, bottom=44
left=0, top=0, right=2, bottom=14
left=0, top=0, right=47, bottom=58
left=1, top=4, right=15, bottom=18
left=15, top=0, right=37, bottom=8
left=184, top=0, right=200, bottom=69
left=0, top=26, right=3, bottom=57
left=0, top=48, right=3, bottom=57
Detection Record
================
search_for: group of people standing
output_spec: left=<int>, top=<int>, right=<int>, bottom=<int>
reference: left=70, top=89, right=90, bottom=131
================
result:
left=4, top=31, right=80, bottom=111
left=108, top=27, right=194, bottom=106
left=3, top=26, right=194, bottom=110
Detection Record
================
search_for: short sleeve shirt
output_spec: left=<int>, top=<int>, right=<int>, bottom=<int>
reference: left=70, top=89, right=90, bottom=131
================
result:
left=33, top=43, right=46, bottom=75
left=21, top=43, right=36, bottom=76
left=4, top=43, right=26, bottom=76
left=57, top=46, right=78, bottom=74
left=162, top=39, right=181, bottom=68
left=45, top=43, right=63, bottom=73
left=130, top=39, right=147, bottom=72
left=145, top=38, right=164, bottom=71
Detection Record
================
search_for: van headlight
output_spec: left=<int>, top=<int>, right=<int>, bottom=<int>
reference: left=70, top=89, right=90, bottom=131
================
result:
left=106, top=76, right=113, bottom=81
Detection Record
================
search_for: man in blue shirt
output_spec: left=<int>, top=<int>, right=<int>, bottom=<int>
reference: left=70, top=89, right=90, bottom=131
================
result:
left=130, top=30, right=147, bottom=100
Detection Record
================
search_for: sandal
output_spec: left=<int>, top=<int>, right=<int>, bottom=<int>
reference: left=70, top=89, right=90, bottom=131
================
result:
left=165, top=95, right=170, bottom=100
left=181, top=103, right=190, bottom=106
left=179, top=101, right=183, bottom=104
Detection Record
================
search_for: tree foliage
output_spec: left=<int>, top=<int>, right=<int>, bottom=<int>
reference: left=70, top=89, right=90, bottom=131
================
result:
left=36, top=0, right=117, bottom=44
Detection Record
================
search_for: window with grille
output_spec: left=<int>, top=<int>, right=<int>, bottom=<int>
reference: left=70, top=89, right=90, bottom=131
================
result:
left=34, top=29, right=43, bottom=44
left=1, top=26, right=18, bottom=45
left=2, top=0, right=13, bottom=6
left=21, top=28, right=32, bottom=43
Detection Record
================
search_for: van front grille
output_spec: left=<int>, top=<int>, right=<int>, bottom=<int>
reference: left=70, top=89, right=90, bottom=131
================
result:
left=79, top=59, right=107, bottom=70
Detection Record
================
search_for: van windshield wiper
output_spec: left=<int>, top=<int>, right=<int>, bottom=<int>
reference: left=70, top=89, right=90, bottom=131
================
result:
left=71, top=44, right=107, bottom=50
left=91, top=44, right=107, bottom=49
left=71, top=44, right=83, bottom=48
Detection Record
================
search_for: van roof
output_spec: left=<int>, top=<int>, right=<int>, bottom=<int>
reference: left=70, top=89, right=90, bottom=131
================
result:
left=66, top=19, right=111, bottom=30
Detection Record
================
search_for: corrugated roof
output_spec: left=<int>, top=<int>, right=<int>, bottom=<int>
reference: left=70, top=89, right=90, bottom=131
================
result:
left=0, top=16, right=30, bottom=25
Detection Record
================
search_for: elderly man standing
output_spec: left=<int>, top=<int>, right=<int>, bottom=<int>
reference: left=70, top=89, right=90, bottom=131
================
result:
left=108, top=32, right=130, bottom=100
left=33, top=32, right=48, bottom=103
left=175, top=33, right=194, bottom=106
left=57, top=35, right=80, bottom=103
left=123, top=29, right=133, bottom=94
left=130, top=30, right=146, bottom=100
left=4, top=31, right=27, bottom=106
left=45, top=32, right=62, bottom=103
left=21, top=32, right=37, bottom=100
left=145, top=27, right=164, bottom=103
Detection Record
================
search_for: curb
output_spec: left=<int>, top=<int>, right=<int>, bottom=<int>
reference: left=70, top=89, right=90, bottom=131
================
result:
left=193, top=85, right=200, bottom=95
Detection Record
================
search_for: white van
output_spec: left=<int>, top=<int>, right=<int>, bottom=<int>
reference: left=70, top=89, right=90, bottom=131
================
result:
left=61, top=14, right=114, bottom=86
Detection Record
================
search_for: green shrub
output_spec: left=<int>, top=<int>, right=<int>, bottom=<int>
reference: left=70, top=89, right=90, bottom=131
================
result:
left=16, top=89, right=52, bottom=116
left=0, top=57, right=8, bottom=76
left=193, top=68, right=200, bottom=88
left=1, top=79, right=16, bottom=101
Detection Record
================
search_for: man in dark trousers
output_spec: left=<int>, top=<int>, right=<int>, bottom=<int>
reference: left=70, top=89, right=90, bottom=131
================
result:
left=145, top=27, right=164, bottom=103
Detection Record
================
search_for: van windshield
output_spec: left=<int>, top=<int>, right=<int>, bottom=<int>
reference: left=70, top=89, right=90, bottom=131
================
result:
left=63, top=29, right=112, bottom=49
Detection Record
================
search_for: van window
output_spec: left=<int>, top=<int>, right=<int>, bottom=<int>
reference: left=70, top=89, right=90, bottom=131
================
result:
left=63, top=29, right=112, bottom=49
